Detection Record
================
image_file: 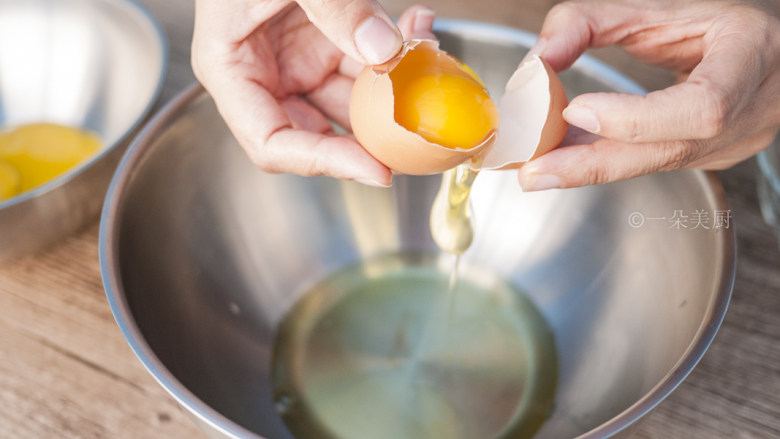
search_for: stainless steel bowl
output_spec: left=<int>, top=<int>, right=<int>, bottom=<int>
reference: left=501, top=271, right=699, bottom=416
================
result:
left=101, top=20, right=735, bottom=439
left=0, top=0, right=166, bottom=260
left=757, top=134, right=780, bottom=249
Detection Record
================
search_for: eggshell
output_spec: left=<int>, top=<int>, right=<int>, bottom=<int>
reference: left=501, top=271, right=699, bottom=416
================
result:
left=349, top=40, right=496, bottom=175
left=475, top=55, right=568, bottom=170
left=349, top=41, right=567, bottom=175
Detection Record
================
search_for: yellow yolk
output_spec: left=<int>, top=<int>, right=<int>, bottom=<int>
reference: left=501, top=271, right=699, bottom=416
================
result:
left=0, top=123, right=101, bottom=195
left=394, top=73, right=499, bottom=150
left=457, top=62, right=488, bottom=89
left=0, top=160, right=20, bottom=202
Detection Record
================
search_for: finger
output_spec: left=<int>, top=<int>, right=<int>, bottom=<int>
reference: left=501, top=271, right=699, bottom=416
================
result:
left=307, top=73, right=354, bottom=130
left=207, top=76, right=390, bottom=185
left=280, top=97, right=334, bottom=133
left=397, top=6, right=436, bottom=41
left=525, top=1, right=644, bottom=72
left=339, top=56, right=364, bottom=78
left=338, top=5, right=436, bottom=78
left=297, top=0, right=402, bottom=65
left=684, top=127, right=779, bottom=170
left=254, top=129, right=392, bottom=186
left=526, top=0, right=735, bottom=72
left=563, top=31, right=765, bottom=143
left=517, top=137, right=710, bottom=191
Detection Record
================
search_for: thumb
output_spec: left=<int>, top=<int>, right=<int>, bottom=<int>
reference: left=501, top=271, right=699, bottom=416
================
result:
left=297, top=0, right=403, bottom=65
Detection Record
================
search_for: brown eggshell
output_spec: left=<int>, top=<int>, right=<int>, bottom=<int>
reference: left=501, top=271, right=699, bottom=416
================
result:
left=532, top=59, right=568, bottom=160
left=349, top=40, right=496, bottom=176
left=475, top=55, right=568, bottom=170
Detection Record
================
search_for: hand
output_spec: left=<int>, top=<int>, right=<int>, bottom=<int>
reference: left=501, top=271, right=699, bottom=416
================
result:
left=192, top=1, right=436, bottom=187
left=517, top=0, right=780, bottom=191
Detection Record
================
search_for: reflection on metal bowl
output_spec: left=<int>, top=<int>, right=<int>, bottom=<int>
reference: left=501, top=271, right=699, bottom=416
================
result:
left=101, top=20, right=734, bottom=439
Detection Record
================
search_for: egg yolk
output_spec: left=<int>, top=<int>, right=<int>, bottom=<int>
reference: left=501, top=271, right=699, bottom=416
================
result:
left=0, top=123, right=101, bottom=200
left=0, top=160, right=20, bottom=202
left=394, top=73, right=499, bottom=150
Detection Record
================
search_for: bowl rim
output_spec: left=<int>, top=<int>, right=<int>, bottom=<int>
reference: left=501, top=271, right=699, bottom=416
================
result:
left=0, top=0, right=168, bottom=209
left=100, top=19, right=736, bottom=439
left=757, top=136, right=780, bottom=194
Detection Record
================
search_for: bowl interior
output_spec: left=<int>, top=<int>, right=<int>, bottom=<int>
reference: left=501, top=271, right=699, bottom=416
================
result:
left=103, top=21, right=734, bottom=439
left=0, top=0, right=164, bottom=148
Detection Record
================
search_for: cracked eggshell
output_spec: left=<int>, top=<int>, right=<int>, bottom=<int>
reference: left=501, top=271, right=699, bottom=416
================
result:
left=476, top=55, right=569, bottom=170
left=349, top=40, right=496, bottom=176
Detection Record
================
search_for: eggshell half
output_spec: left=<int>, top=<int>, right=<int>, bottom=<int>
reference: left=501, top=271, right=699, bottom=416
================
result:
left=349, top=41, right=567, bottom=175
left=350, top=40, right=496, bottom=175
left=476, top=55, right=568, bottom=170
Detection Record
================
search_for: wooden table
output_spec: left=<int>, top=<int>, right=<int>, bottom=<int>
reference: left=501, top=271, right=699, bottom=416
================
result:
left=1, top=0, right=778, bottom=437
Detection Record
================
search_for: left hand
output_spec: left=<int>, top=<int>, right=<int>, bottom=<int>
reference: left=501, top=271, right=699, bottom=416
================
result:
left=517, top=0, right=780, bottom=191
left=192, top=1, right=436, bottom=187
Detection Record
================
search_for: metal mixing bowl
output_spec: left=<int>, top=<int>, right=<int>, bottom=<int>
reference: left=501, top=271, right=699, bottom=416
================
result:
left=0, top=0, right=166, bottom=260
left=757, top=134, right=780, bottom=249
left=101, top=20, right=735, bottom=439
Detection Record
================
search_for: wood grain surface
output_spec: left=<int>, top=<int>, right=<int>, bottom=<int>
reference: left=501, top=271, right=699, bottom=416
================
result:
left=0, top=0, right=778, bottom=438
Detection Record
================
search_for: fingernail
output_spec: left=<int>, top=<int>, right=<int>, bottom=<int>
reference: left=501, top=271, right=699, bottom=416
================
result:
left=355, top=16, right=402, bottom=65
left=523, top=37, right=547, bottom=61
left=413, top=8, right=435, bottom=34
left=563, top=105, right=600, bottom=134
left=521, top=173, right=562, bottom=191
left=355, top=177, right=391, bottom=188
